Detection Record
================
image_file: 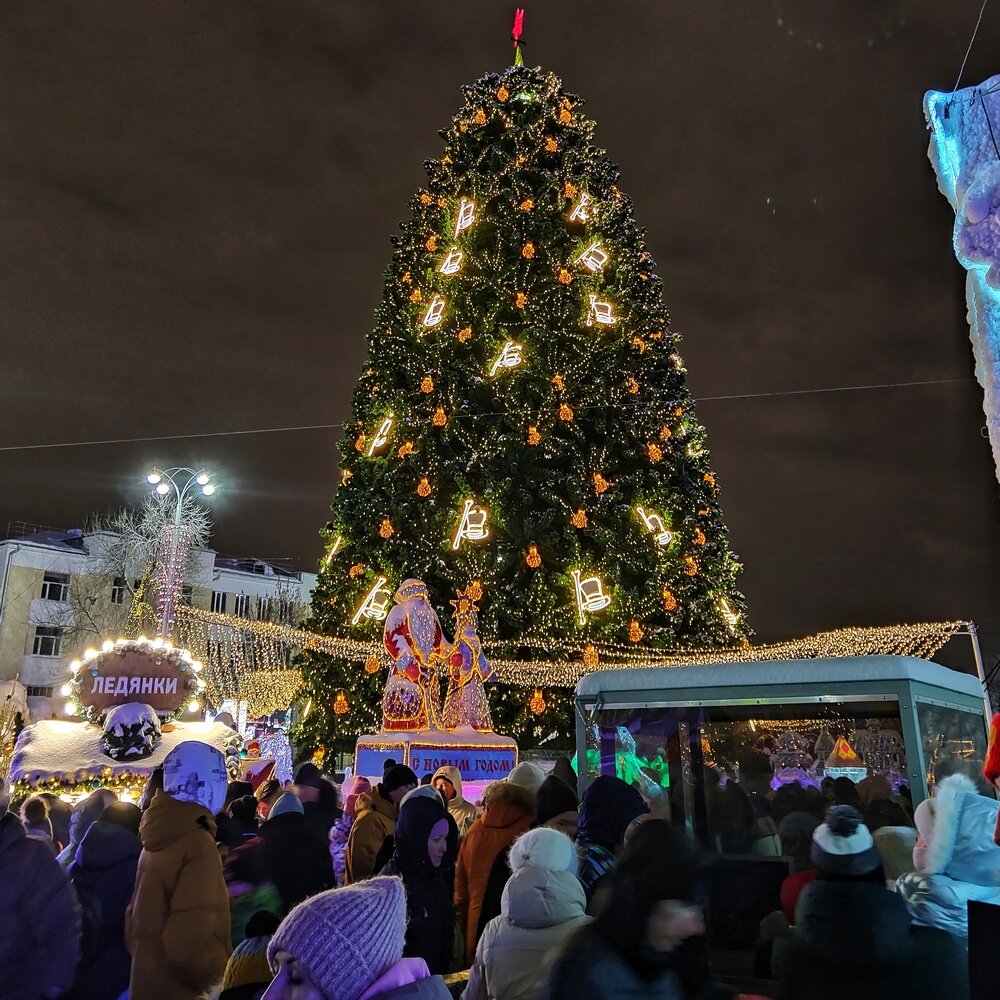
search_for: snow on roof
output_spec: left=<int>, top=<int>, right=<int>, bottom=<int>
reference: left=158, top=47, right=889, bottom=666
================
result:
left=10, top=718, right=240, bottom=785
left=574, top=655, right=983, bottom=701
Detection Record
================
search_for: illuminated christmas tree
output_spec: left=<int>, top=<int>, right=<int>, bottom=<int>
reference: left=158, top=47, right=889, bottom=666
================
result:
left=296, top=61, right=748, bottom=756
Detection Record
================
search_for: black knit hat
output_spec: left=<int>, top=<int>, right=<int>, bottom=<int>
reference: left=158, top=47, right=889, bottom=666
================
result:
left=383, top=764, right=419, bottom=794
left=535, top=775, right=579, bottom=826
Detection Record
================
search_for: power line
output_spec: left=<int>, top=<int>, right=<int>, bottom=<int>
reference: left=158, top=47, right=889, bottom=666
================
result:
left=0, top=375, right=976, bottom=453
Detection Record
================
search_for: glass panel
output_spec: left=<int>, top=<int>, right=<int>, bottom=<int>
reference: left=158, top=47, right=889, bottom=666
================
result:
left=916, top=700, right=991, bottom=795
left=591, top=696, right=918, bottom=962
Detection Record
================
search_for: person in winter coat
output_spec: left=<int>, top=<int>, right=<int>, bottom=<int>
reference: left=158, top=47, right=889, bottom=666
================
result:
left=126, top=740, right=232, bottom=1000
left=258, top=791, right=335, bottom=913
left=575, top=775, right=648, bottom=913
left=66, top=801, right=142, bottom=1000
left=895, top=772, right=1000, bottom=940
left=345, top=764, right=417, bottom=884
left=21, top=794, right=57, bottom=851
left=262, top=877, right=450, bottom=999
left=330, top=774, right=371, bottom=886
left=544, top=820, right=713, bottom=1000
left=380, top=790, right=457, bottom=974
left=464, top=827, right=589, bottom=1000
left=224, top=830, right=284, bottom=947
left=534, top=775, right=579, bottom=839
left=292, top=762, right=342, bottom=839
left=432, top=764, right=481, bottom=838
left=0, top=793, right=82, bottom=1000
left=57, top=788, right=117, bottom=867
left=455, top=777, right=535, bottom=964
left=39, top=791, right=73, bottom=852
left=773, top=805, right=968, bottom=1000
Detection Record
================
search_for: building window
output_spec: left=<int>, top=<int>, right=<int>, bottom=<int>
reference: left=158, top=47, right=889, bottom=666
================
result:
left=257, top=596, right=271, bottom=620
left=234, top=593, right=251, bottom=618
left=111, top=577, right=128, bottom=605
left=211, top=591, right=227, bottom=613
left=180, top=585, right=193, bottom=606
left=32, top=626, right=62, bottom=657
left=25, top=685, right=54, bottom=698
left=39, top=573, right=69, bottom=602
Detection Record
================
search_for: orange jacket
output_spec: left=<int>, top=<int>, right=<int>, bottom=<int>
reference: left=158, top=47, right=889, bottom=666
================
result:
left=454, top=782, right=533, bottom=964
left=126, top=791, right=231, bottom=1000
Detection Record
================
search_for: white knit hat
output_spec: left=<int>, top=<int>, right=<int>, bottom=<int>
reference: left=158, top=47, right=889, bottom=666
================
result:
left=267, top=877, right=406, bottom=999
left=510, top=826, right=577, bottom=874
left=507, top=761, right=545, bottom=794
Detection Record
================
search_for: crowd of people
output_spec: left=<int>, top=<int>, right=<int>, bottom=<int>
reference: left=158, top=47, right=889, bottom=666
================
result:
left=3, top=742, right=999, bottom=1000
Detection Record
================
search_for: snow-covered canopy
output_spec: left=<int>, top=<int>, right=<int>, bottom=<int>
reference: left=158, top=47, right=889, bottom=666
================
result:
left=10, top=717, right=240, bottom=785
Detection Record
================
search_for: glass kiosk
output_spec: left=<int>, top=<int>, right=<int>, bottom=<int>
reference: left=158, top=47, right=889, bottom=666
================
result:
left=573, top=655, right=991, bottom=976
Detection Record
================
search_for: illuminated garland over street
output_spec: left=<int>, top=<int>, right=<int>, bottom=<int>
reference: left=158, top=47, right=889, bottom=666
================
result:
left=177, top=605, right=968, bottom=693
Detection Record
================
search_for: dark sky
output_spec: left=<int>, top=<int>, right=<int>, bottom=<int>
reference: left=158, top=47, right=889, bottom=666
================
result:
left=2, top=2, right=1000, bottom=671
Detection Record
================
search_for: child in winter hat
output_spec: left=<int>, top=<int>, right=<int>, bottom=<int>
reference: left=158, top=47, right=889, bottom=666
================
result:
left=811, top=804, right=883, bottom=876
left=265, top=877, right=450, bottom=999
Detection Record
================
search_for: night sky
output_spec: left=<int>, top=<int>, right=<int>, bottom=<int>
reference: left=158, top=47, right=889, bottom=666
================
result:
left=2, top=2, right=1000, bottom=673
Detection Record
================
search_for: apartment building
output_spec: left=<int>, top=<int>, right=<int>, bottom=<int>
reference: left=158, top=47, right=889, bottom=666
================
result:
left=0, top=522, right=316, bottom=719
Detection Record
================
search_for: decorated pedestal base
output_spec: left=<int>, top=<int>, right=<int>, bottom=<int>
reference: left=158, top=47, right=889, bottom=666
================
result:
left=355, top=725, right=517, bottom=782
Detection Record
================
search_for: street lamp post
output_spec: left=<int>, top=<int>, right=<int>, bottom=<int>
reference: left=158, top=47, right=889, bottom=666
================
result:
left=145, top=467, right=216, bottom=638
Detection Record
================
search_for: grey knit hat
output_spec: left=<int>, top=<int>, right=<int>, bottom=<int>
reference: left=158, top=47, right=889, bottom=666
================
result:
left=267, top=877, right=406, bottom=998
left=811, top=805, right=882, bottom=876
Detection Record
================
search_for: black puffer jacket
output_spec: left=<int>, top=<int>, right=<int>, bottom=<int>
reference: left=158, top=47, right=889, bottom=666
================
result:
left=67, top=820, right=141, bottom=1000
left=380, top=795, right=456, bottom=975
left=773, top=879, right=969, bottom=1000
left=0, top=812, right=82, bottom=1000
left=258, top=811, right=334, bottom=913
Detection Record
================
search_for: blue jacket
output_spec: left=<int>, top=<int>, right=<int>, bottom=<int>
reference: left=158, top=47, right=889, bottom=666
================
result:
left=896, top=773, right=1000, bottom=939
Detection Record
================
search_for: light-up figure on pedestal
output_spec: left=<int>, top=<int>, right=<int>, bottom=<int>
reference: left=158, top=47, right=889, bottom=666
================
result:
left=382, top=579, right=445, bottom=731
left=442, top=589, right=495, bottom=732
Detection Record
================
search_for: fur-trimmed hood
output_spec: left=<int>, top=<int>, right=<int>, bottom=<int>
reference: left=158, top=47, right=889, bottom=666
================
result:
left=482, top=779, right=535, bottom=818
left=914, top=773, right=1000, bottom=885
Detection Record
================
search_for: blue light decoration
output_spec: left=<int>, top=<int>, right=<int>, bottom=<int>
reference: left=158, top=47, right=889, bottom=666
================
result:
left=925, top=76, right=1000, bottom=485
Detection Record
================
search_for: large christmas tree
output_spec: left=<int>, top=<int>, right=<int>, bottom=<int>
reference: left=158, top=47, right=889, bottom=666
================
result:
left=296, top=62, right=748, bottom=756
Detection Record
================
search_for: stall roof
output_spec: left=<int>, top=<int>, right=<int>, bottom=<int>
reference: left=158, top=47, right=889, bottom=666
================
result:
left=574, top=655, right=983, bottom=700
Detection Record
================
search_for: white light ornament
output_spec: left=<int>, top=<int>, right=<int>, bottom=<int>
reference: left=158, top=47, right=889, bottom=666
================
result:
left=439, top=247, right=463, bottom=276
left=367, top=416, right=394, bottom=456
left=351, top=576, right=393, bottom=625
left=569, top=191, right=593, bottom=222
left=586, top=294, right=617, bottom=327
left=574, top=241, right=609, bottom=273
left=322, top=535, right=345, bottom=569
left=451, top=499, right=490, bottom=550
left=636, top=507, right=673, bottom=547
left=422, top=295, right=446, bottom=328
left=718, top=597, right=741, bottom=630
left=572, top=569, right=612, bottom=623
left=488, top=340, right=524, bottom=377
left=454, top=197, right=476, bottom=237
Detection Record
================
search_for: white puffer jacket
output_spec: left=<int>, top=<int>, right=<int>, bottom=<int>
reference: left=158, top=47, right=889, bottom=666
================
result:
left=462, top=864, right=590, bottom=1000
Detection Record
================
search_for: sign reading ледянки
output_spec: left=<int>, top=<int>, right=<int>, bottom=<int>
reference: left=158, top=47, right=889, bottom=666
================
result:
left=79, top=646, right=189, bottom=717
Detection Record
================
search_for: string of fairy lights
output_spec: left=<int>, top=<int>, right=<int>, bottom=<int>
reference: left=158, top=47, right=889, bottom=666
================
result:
left=176, top=604, right=968, bottom=700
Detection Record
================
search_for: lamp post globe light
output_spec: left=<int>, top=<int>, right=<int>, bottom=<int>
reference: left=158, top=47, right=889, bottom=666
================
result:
left=144, top=467, right=217, bottom=638
left=146, top=467, right=216, bottom=522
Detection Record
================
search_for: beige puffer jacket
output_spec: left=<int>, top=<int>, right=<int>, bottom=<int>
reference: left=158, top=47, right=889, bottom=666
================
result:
left=462, top=865, right=589, bottom=1000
